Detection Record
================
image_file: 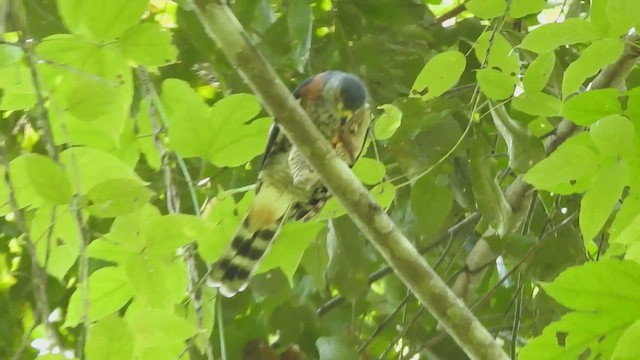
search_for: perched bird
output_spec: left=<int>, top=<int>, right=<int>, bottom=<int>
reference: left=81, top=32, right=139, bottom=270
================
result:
left=208, top=71, right=371, bottom=297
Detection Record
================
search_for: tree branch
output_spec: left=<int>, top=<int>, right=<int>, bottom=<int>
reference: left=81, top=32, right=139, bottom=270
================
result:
left=187, top=1, right=509, bottom=359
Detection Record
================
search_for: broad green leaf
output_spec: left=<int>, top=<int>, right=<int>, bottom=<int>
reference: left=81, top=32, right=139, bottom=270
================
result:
left=287, top=0, right=312, bottom=72
left=610, top=191, right=640, bottom=242
left=520, top=19, right=600, bottom=54
left=126, top=308, right=198, bottom=346
left=314, top=181, right=395, bottom=221
left=0, top=63, right=35, bottom=110
left=83, top=178, right=152, bottom=218
left=374, top=104, right=402, bottom=140
left=411, top=51, right=466, bottom=100
left=519, top=312, right=628, bottom=360
left=580, top=161, right=627, bottom=242
left=59, top=147, right=141, bottom=194
left=512, top=91, right=562, bottom=117
left=65, top=78, right=120, bottom=121
left=524, top=141, right=598, bottom=192
left=591, top=0, right=610, bottom=36
left=300, top=230, right=329, bottom=291
left=606, top=0, right=640, bottom=36
left=162, top=79, right=270, bottom=167
left=143, top=214, right=209, bottom=256
left=490, top=104, right=545, bottom=173
left=527, top=116, right=554, bottom=137
left=543, top=260, right=640, bottom=317
left=57, top=0, right=148, bottom=41
left=465, top=0, right=506, bottom=19
left=120, top=23, right=178, bottom=66
left=316, top=336, right=358, bottom=360
left=136, top=98, right=161, bottom=170
left=476, top=68, right=514, bottom=100
left=21, top=154, right=73, bottom=204
left=523, top=52, right=555, bottom=93
left=626, top=87, right=640, bottom=124
left=589, top=114, right=635, bottom=156
left=411, top=175, right=453, bottom=236
left=86, top=316, right=134, bottom=360
left=352, top=157, right=386, bottom=185
left=0, top=44, right=23, bottom=67
left=613, top=319, right=640, bottom=359
left=125, top=253, right=188, bottom=309
left=510, top=0, right=546, bottom=18
left=87, top=236, right=135, bottom=264
left=474, top=32, right=519, bottom=77
left=562, top=89, right=622, bottom=125
left=31, top=206, right=81, bottom=280
left=65, top=266, right=134, bottom=327
left=469, top=134, right=512, bottom=235
left=108, top=204, right=163, bottom=255
left=259, top=221, right=324, bottom=282
left=562, top=38, right=624, bottom=98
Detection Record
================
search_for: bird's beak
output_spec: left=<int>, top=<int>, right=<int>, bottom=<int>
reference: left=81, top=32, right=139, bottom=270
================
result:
left=339, top=109, right=353, bottom=126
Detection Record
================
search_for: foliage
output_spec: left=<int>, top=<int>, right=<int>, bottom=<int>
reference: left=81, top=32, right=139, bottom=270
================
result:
left=1, top=0, right=640, bottom=359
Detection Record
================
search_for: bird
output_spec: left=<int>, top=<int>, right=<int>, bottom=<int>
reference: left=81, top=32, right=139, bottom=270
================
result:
left=207, top=71, right=371, bottom=297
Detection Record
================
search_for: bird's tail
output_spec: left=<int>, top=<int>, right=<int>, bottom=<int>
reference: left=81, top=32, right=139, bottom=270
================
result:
left=208, top=183, right=291, bottom=297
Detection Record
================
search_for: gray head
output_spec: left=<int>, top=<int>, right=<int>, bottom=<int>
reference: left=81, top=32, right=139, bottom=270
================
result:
left=322, top=71, right=368, bottom=112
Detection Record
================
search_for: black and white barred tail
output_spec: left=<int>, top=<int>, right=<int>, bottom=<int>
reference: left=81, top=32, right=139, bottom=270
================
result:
left=208, top=183, right=292, bottom=297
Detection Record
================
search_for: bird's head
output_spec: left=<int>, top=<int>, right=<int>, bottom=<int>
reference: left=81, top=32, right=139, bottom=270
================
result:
left=321, top=71, right=368, bottom=124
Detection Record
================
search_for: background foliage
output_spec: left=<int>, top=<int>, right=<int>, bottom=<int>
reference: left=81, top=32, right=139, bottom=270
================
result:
left=2, top=0, right=640, bottom=359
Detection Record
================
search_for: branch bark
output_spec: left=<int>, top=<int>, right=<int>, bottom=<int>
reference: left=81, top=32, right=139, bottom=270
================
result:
left=187, top=1, right=509, bottom=359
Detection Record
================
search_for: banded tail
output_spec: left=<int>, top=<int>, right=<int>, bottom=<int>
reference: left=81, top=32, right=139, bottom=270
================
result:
left=208, top=182, right=293, bottom=297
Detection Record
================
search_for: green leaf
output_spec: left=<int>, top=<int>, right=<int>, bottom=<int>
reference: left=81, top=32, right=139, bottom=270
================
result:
left=65, top=78, right=120, bottom=121
left=259, top=221, right=324, bottom=282
left=476, top=68, right=514, bottom=100
left=543, top=260, right=640, bottom=317
left=562, top=89, right=622, bottom=125
left=606, top=0, right=640, bottom=36
left=523, top=52, right=555, bottom=93
left=351, top=157, right=386, bottom=185
left=83, top=178, right=152, bottom=218
left=65, top=266, right=134, bottom=327
left=31, top=206, right=81, bottom=280
left=615, top=320, right=640, bottom=359
left=162, top=79, right=270, bottom=167
left=57, top=0, right=148, bottom=41
left=520, top=19, right=600, bottom=54
left=510, top=0, right=546, bottom=18
left=511, top=91, right=563, bottom=117
left=59, top=147, right=142, bottom=194
left=411, top=174, right=454, bottom=236
left=519, top=312, right=629, bottom=360
left=562, top=38, right=624, bottom=98
left=490, top=104, right=545, bottom=173
left=125, top=253, right=188, bottom=309
left=0, top=44, right=23, bottom=67
left=126, top=308, right=198, bottom=346
left=143, top=214, right=209, bottom=256
left=0, top=63, right=35, bottom=110
left=527, top=116, right=555, bottom=138
left=465, top=0, right=506, bottom=19
left=316, top=336, right=358, bottom=360
left=411, top=51, right=466, bottom=100
left=287, top=0, right=312, bottom=72
left=21, top=154, right=73, bottom=204
left=86, top=316, right=134, bottom=360
left=120, top=23, right=178, bottom=66
left=524, top=140, right=599, bottom=193
left=589, top=114, right=635, bottom=156
left=580, top=161, right=628, bottom=242
left=474, top=32, right=519, bottom=77
left=107, top=204, right=163, bottom=255
left=374, top=104, right=402, bottom=140
left=469, top=134, right=512, bottom=235
left=610, top=191, right=640, bottom=243
left=300, top=230, right=328, bottom=291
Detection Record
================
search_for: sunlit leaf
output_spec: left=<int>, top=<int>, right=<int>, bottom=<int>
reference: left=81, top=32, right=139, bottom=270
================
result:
left=352, top=157, right=386, bottom=185
left=465, top=0, right=506, bottom=19
left=86, top=316, right=134, bottom=360
left=589, top=114, right=635, bottom=156
left=120, top=23, right=177, bottom=66
left=510, top=0, right=545, bottom=18
left=476, top=68, right=514, bottom=100
left=605, top=0, right=640, bottom=36
left=512, top=91, right=563, bottom=117
left=562, top=89, right=622, bottom=125
left=58, top=0, right=148, bottom=41
left=523, top=52, right=555, bottom=93
left=520, top=19, right=600, bottom=54
left=562, top=38, right=624, bottom=98
left=83, top=178, right=152, bottom=218
left=374, top=104, right=402, bottom=140
left=411, top=51, right=466, bottom=100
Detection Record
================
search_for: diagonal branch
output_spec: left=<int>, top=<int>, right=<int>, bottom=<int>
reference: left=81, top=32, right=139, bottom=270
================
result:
left=187, top=1, right=509, bottom=359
